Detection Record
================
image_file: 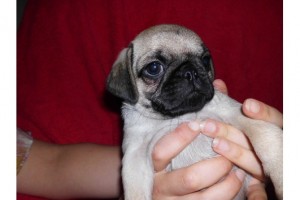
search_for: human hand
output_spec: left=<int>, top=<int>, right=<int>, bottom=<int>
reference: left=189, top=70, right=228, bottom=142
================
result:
left=242, top=98, right=283, bottom=128
left=152, top=122, right=245, bottom=200
left=209, top=79, right=283, bottom=199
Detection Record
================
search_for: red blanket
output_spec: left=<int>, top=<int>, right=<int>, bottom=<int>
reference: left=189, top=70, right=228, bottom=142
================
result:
left=17, top=0, right=282, bottom=199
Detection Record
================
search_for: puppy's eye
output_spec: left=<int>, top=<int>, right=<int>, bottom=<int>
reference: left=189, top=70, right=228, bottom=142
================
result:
left=143, top=61, right=164, bottom=78
left=202, top=54, right=211, bottom=71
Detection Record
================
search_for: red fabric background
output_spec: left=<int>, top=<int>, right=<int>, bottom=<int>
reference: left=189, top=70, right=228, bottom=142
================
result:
left=17, top=0, right=282, bottom=199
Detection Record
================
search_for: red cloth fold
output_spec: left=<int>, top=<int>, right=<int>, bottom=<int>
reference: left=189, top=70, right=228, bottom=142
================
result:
left=17, top=0, right=282, bottom=199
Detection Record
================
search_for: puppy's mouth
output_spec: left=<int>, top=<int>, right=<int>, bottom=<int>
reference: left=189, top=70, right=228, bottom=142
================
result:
left=150, top=66, right=214, bottom=117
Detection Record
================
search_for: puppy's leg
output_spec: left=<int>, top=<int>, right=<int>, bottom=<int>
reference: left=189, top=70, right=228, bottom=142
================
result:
left=122, top=146, right=154, bottom=200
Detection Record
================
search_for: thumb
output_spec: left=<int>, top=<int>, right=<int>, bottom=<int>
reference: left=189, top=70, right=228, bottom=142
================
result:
left=247, top=178, right=267, bottom=200
left=242, top=98, right=283, bottom=128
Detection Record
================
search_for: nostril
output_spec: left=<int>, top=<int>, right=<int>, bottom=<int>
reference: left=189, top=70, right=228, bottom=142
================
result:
left=184, top=69, right=198, bottom=81
left=184, top=71, right=193, bottom=81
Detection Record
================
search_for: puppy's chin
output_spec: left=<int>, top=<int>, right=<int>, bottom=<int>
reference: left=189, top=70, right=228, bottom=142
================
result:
left=151, top=87, right=214, bottom=117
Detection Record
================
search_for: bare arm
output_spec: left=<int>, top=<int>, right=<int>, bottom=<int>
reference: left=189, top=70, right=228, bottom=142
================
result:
left=17, top=140, right=121, bottom=199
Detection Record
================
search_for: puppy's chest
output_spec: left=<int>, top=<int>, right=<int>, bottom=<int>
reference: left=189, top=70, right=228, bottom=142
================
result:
left=123, top=110, right=221, bottom=169
left=169, top=134, right=217, bottom=171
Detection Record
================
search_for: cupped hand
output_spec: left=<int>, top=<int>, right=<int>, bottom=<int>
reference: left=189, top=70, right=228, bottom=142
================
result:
left=152, top=122, right=245, bottom=200
left=212, top=79, right=283, bottom=199
left=199, top=119, right=265, bottom=181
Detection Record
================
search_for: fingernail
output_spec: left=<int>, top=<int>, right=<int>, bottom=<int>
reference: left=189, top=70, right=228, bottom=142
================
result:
left=188, top=121, right=201, bottom=131
left=201, top=120, right=217, bottom=133
left=212, top=137, right=229, bottom=151
left=245, top=99, right=260, bottom=113
left=213, top=80, right=221, bottom=88
left=213, top=79, right=224, bottom=88
left=235, top=169, right=246, bottom=182
left=212, top=137, right=219, bottom=147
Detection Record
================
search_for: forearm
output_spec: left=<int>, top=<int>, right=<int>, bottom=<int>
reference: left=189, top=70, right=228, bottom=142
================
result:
left=17, top=140, right=122, bottom=199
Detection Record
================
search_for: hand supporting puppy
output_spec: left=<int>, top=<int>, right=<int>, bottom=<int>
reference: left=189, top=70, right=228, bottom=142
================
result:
left=213, top=79, right=283, bottom=199
left=152, top=122, right=245, bottom=200
left=152, top=79, right=282, bottom=200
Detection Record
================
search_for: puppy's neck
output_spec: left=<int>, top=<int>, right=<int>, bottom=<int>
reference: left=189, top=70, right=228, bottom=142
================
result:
left=122, top=101, right=201, bottom=122
left=122, top=102, right=169, bottom=121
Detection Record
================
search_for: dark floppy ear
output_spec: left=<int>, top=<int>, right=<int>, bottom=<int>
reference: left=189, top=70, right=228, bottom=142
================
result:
left=106, top=45, right=138, bottom=104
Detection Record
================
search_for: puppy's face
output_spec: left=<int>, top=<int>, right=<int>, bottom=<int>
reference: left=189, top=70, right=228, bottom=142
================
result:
left=107, top=25, right=215, bottom=117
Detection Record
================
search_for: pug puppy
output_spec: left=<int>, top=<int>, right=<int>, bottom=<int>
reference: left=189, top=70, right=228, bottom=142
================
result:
left=106, top=24, right=282, bottom=200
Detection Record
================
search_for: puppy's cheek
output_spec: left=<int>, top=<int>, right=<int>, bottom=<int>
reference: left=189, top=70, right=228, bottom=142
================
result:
left=142, top=77, right=157, bottom=86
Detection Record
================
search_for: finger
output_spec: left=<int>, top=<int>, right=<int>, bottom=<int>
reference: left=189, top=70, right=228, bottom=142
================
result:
left=247, top=178, right=267, bottom=200
left=243, top=98, right=283, bottom=128
left=184, top=169, right=245, bottom=200
left=153, top=156, right=232, bottom=197
left=212, top=137, right=265, bottom=180
left=213, top=79, right=228, bottom=95
left=200, top=119, right=251, bottom=149
left=152, top=121, right=201, bottom=171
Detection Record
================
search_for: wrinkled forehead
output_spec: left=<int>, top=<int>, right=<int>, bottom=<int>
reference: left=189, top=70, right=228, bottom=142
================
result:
left=132, top=32, right=204, bottom=67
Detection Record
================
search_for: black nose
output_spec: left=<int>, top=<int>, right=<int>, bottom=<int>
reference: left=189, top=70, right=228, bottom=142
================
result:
left=184, top=68, right=199, bottom=81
